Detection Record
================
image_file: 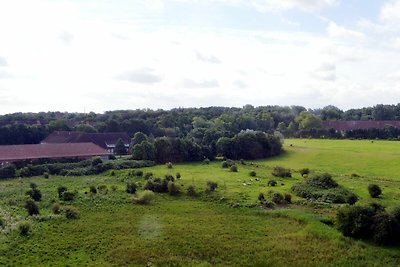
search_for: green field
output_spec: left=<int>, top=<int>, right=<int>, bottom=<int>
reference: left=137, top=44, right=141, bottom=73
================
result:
left=1, top=139, right=400, bottom=266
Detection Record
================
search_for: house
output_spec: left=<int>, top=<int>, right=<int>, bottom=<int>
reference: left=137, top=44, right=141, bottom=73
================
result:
left=0, top=143, right=110, bottom=164
left=41, top=131, right=131, bottom=154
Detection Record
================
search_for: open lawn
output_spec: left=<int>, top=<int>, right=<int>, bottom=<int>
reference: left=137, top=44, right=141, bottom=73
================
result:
left=1, top=139, right=400, bottom=266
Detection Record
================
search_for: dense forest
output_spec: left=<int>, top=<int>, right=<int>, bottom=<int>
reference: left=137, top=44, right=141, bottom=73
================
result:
left=2, top=104, right=400, bottom=147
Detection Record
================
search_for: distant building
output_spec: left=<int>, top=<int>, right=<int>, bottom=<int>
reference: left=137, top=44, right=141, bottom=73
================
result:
left=323, top=121, right=400, bottom=132
left=0, top=143, right=110, bottom=164
left=41, top=131, right=131, bottom=154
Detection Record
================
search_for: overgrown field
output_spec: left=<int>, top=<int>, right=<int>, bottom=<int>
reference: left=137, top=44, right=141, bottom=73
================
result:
left=1, top=139, right=400, bottom=266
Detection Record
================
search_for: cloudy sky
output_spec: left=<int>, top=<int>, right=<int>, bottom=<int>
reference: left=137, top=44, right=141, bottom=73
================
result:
left=1, top=0, right=400, bottom=114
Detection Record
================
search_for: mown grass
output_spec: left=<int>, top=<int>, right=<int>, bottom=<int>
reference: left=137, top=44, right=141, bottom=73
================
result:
left=1, top=139, right=400, bottom=266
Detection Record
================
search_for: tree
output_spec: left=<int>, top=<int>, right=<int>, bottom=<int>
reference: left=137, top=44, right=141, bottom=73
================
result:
left=114, top=138, right=127, bottom=156
left=295, top=112, right=323, bottom=130
left=131, top=132, right=148, bottom=147
left=132, top=141, right=156, bottom=161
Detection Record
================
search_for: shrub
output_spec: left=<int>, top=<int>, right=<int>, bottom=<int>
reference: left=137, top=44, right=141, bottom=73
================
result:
left=144, top=172, right=153, bottom=179
left=18, top=222, right=31, bottom=236
left=203, top=158, right=210, bottom=164
left=249, top=170, right=256, bottom=177
left=258, top=192, right=265, bottom=201
left=65, top=206, right=79, bottom=219
left=30, top=183, right=37, bottom=189
left=221, top=161, right=229, bottom=168
left=272, top=166, right=291, bottom=178
left=164, top=174, right=175, bottom=182
left=284, top=193, right=292, bottom=203
left=57, top=186, right=68, bottom=199
left=126, top=182, right=137, bottom=194
left=24, top=199, right=39, bottom=216
left=299, top=168, right=310, bottom=176
left=91, top=157, right=103, bottom=167
left=89, top=185, right=97, bottom=194
left=52, top=203, right=61, bottom=214
left=144, top=178, right=168, bottom=193
left=109, top=155, right=117, bottom=160
left=176, top=172, right=181, bottom=179
left=97, top=184, right=108, bottom=194
left=43, top=172, right=50, bottom=179
left=110, top=170, right=116, bottom=176
left=133, top=190, right=155, bottom=205
left=271, top=192, right=284, bottom=204
left=186, top=185, right=197, bottom=197
left=230, top=165, right=238, bottom=172
left=307, top=173, right=338, bottom=189
left=370, top=212, right=399, bottom=244
left=240, top=159, right=246, bottom=165
left=205, top=181, right=218, bottom=193
left=26, top=188, right=42, bottom=202
left=167, top=181, right=180, bottom=196
left=166, top=162, right=173, bottom=169
left=267, top=180, right=277, bottom=187
left=368, top=184, right=382, bottom=198
left=0, top=164, right=16, bottom=179
left=134, top=170, right=143, bottom=177
left=60, top=191, right=76, bottom=201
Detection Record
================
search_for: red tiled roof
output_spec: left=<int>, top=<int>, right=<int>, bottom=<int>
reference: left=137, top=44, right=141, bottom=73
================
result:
left=0, top=143, right=110, bottom=162
left=323, top=121, right=400, bottom=131
left=41, top=131, right=130, bottom=149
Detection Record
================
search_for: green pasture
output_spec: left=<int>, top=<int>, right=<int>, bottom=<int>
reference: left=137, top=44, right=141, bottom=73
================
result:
left=1, top=139, right=400, bottom=266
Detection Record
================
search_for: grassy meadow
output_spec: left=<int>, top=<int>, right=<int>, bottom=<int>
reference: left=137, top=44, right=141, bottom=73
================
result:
left=1, top=139, right=400, bottom=266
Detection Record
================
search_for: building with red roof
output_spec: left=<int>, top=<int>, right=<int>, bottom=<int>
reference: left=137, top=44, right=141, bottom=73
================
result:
left=0, top=143, right=110, bottom=164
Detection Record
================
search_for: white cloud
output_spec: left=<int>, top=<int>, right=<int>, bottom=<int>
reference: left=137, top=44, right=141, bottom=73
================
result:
left=380, top=0, right=400, bottom=24
left=0, top=56, right=7, bottom=66
left=116, top=69, right=163, bottom=84
left=327, top=22, right=365, bottom=41
left=181, top=78, right=219, bottom=88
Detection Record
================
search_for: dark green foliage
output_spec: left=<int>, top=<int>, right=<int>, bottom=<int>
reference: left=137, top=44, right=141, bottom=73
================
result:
left=144, top=178, right=168, bottom=193
left=284, top=193, right=292, bottom=203
left=0, top=218, right=4, bottom=228
left=57, top=186, right=67, bottom=199
left=186, top=185, right=197, bottom=197
left=131, top=132, right=148, bottom=147
left=126, top=182, right=137, bottom=194
left=144, top=172, right=153, bottom=179
left=43, top=172, right=49, bottom=179
left=19, top=164, right=49, bottom=177
left=133, top=190, right=155, bottom=205
left=176, top=172, right=181, bottom=179
left=258, top=192, right=265, bottom=201
left=18, top=222, right=31, bottom=236
left=134, top=170, right=143, bottom=177
left=337, top=204, right=400, bottom=245
left=164, top=174, right=174, bottom=182
left=52, top=203, right=61, bottom=214
left=0, top=164, right=16, bottom=179
left=306, top=173, right=338, bottom=189
left=292, top=173, right=357, bottom=204
left=166, top=162, right=173, bottom=169
left=60, top=191, right=76, bottom=201
left=89, top=185, right=97, bottom=194
left=299, top=168, right=310, bottom=176
left=230, top=165, right=238, bottom=172
left=272, top=166, right=291, bottom=178
left=26, top=188, right=42, bottom=201
left=24, top=199, right=39, bottom=216
left=221, top=161, right=229, bottom=168
left=205, top=181, right=218, bottom=193
left=167, top=181, right=180, bottom=196
left=267, top=180, right=277, bottom=187
left=64, top=206, right=79, bottom=219
left=271, top=192, right=284, bottom=204
left=97, top=185, right=108, bottom=193
left=109, top=155, right=116, bottom=160
left=114, top=138, right=127, bottom=155
left=91, top=157, right=103, bottom=167
left=368, top=184, right=382, bottom=198
left=203, top=158, right=210, bottom=164
left=132, top=141, right=156, bottom=161
left=249, top=170, right=256, bottom=177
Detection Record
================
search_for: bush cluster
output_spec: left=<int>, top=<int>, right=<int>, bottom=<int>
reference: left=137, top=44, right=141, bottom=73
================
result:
left=26, top=183, right=42, bottom=201
left=205, top=181, right=218, bottom=193
left=249, top=170, right=256, bottom=177
left=144, top=177, right=168, bottom=193
left=64, top=206, right=79, bottom=219
left=272, top=166, right=292, bottom=178
left=229, top=165, right=238, bottom=172
left=368, top=184, right=382, bottom=198
left=126, top=182, right=137, bottom=194
left=186, top=185, right=197, bottom=197
left=292, top=173, right=357, bottom=204
left=24, top=199, right=39, bottom=216
left=337, top=203, right=400, bottom=245
left=299, top=168, right=310, bottom=176
left=133, top=190, right=155, bottom=205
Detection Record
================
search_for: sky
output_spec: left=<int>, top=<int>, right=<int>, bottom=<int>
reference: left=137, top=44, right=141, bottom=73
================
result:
left=1, top=0, right=400, bottom=114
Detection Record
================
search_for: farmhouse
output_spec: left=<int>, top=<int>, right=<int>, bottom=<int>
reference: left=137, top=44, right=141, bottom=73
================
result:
left=41, top=131, right=131, bottom=154
left=323, top=121, right=400, bottom=132
left=0, top=143, right=110, bottom=164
